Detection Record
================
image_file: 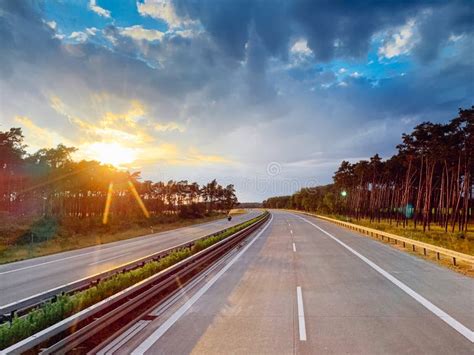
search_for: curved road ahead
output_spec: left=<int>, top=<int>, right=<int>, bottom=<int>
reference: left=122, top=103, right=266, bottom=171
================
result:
left=102, top=210, right=473, bottom=354
left=0, top=211, right=260, bottom=308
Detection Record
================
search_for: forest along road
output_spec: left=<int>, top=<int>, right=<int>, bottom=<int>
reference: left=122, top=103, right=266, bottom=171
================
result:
left=103, top=210, right=473, bottom=355
left=0, top=211, right=260, bottom=308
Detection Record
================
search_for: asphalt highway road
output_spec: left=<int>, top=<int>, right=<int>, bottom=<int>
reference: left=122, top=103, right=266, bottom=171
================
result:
left=103, top=210, right=473, bottom=355
left=0, top=211, right=260, bottom=308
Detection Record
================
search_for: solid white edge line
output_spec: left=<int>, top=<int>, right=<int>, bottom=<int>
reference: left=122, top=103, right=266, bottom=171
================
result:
left=0, top=213, right=260, bottom=275
left=98, top=320, right=151, bottom=355
left=0, top=213, right=262, bottom=309
left=149, top=246, right=238, bottom=317
left=296, top=286, right=307, bottom=341
left=296, top=214, right=474, bottom=343
left=0, top=250, right=101, bottom=275
left=131, top=214, right=274, bottom=355
left=292, top=242, right=297, bottom=252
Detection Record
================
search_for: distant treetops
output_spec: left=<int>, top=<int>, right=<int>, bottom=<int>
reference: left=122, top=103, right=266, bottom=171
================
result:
left=263, top=107, right=473, bottom=232
left=0, top=129, right=238, bottom=219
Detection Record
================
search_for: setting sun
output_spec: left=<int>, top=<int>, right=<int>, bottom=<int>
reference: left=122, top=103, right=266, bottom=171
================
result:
left=84, top=142, right=137, bottom=167
left=1, top=1, right=473, bottom=353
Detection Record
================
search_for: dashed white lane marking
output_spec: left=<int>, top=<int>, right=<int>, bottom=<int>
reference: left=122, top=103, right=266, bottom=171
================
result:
left=292, top=243, right=297, bottom=252
left=290, top=229, right=293, bottom=235
left=297, top=215, right=474, bottom=343
left=296, top=286, right=307, bottom=341
left=88, top=253, right=131, bottom=266
left=131, top=214, right=274, bottom=354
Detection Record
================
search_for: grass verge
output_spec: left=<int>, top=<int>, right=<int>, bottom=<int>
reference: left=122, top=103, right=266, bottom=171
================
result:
left=325, top=215, right=474, bottom=255
left=0, top=214, right=227, bottom=265
left=310, top=213, right=473, bottom=277
left=0, top=212, right=267, bottom=350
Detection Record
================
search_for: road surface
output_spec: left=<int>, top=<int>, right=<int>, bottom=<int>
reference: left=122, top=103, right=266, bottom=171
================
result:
left=0, top=211, right=260, bottom=308
left=100, top=210, right=473, bottom=354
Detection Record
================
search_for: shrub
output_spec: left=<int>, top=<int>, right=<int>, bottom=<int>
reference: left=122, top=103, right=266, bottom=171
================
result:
left=0, top=212, right=267, bottom=350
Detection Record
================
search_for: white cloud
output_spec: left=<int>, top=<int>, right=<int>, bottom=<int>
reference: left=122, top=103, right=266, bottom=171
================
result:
left=287, top=38, right=313, bottom=67
left=290, top=39, right=312, bottom=56
left=350, top=71, right=362, bottom=78
left=174, top=29, right=198, bottom=38
left=137, top=0, right=186, bottom=28
left=378, top=19, right=418, bottom=59
left=69, top=31, right=88, bottom=43
left=45, top=20, right=57, bottom=30
left=119, top=25, right=164, bottom=42
left=154, top=122, right=186, bottom=132
left=338, top=68, right=346, bottom=74
left=449, top=34, right=464, bottom=42
left=89, top=0, right=111, bottom=18
left=85, top=27, right=98, bottom=36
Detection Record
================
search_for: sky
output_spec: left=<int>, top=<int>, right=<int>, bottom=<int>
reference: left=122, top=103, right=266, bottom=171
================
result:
left=0, top=0, right=473, bottom=202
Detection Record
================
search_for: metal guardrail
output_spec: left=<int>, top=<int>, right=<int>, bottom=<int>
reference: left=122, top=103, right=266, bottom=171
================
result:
left=2, top=213, right=270, bottom=354
left=297, top=211, right=474, bottom=266
left=0, top=212, right=265, bottom=323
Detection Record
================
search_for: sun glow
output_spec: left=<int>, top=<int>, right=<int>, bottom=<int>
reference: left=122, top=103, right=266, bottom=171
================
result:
left=85, top=142, right=137, bottom=167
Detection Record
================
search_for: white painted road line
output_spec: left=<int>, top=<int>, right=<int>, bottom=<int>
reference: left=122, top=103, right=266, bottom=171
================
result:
left=131, top=214, right=274, bottom=355
left=0, top=251, right=101, bottom=275
left=88, top=253, right=131, bottom=266
left=0, top=214, right=257, bottom=275
left=297, top=215, right=474, bottom=343
left=296, top=286, right=307, bottom=341
left=292, top=243, right=296, bottom=252
left=98, top=320, right=151, bottom=355
left=290, top=229, right=293, bottom=235
left=149, top=246, right=237, bottom=317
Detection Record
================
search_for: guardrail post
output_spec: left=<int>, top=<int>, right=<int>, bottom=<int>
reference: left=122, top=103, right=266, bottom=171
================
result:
left=423, top=248, right=427, bottom=256
left=453, top=257, right=457, bottom=266
left=403, top=241, right=405, bottom=248
left=437, top=252, right=440, bottom=260
left=412, top=245, right=416, bottom=252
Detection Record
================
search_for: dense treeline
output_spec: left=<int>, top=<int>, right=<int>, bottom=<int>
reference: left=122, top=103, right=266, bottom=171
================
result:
left=0, top=128, right=238, bottom=221
left=264, top=107, right=473, bottom=232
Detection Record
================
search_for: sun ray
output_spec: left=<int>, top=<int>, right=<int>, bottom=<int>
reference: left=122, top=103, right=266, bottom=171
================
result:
left=128, top=180, right=150, bottom=218
left=102, top=182, right=114, bottom=224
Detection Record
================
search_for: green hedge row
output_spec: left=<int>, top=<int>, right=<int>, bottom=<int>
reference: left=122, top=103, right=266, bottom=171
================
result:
left=0, top=212, right=267, bottom=350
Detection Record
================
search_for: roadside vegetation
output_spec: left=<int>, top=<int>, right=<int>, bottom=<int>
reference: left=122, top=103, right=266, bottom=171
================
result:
left=0, top=212, right=267, bottom=350
left=264, top=107, right=473, bottom=253
left=0, top=213, right=227, bottom=264
left=0, top=128, right=239, bottom=263
left=229, top=208, right=247, bottom=215
left=328, top=215, right=473, bottom=255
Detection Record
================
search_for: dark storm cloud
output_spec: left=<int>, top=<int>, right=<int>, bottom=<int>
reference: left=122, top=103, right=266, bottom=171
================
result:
left=413, top=1, right=474, bottom=62
left=173, top=0, right=473, bottom=62
left=0, top=0, right=236, bottom=128
left=1, top=0, right=473, bottom=201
